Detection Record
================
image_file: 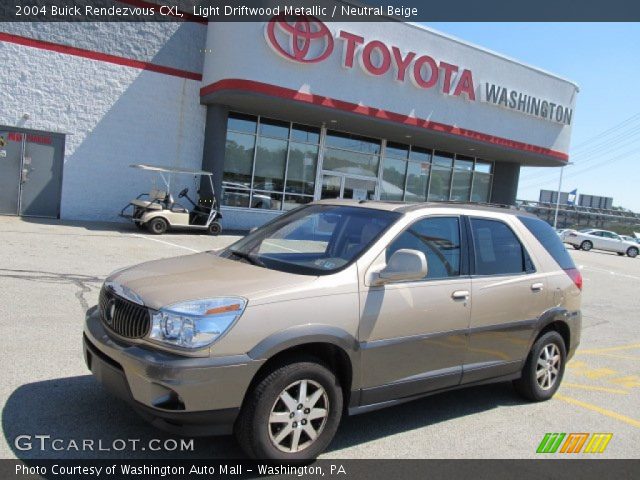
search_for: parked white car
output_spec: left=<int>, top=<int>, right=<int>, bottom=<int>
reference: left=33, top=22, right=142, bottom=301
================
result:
left=562, top=229, right=639, bottom=258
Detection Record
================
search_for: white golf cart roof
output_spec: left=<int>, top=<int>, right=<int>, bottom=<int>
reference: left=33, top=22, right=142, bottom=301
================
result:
left=130, top=164, right=213, bottom=176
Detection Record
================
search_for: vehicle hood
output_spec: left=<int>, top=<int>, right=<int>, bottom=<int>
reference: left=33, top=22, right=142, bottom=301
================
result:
left=107, top=252, right=317, bottom=309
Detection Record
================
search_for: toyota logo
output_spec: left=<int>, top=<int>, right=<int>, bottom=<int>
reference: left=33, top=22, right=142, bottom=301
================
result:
left=265, top=15, right=334, bottom=64
left=105, top=299, right=116, bottom=325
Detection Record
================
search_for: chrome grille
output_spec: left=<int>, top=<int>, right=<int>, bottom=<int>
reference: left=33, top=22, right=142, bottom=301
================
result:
left=99, top=286, right=150, bottom=339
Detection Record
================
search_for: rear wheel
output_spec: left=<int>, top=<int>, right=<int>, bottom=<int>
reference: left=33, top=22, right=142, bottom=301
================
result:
left=627, top=247, right=639, bottom=258
left=147, top=217, right=168, bottom=235
left=572, top=245, right=581, bottom=250
left=617, top=252, right=625, bottom=256
left=580, top=240, right=593, bottom=251
left=235, top=360, right=342, bottom=461
left=513, top=331, right=566, bottom=402
left=208, top=221, right=222, bottom=236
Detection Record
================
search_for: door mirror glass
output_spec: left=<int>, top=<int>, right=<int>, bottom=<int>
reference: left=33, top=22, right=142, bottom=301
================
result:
left=372, top=249, right=428, bottom=285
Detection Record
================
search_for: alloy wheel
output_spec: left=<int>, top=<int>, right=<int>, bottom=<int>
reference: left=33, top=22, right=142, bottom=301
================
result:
left=536, top=344, right=561, bottom=390
left=268, top=379, right=329, bottom=453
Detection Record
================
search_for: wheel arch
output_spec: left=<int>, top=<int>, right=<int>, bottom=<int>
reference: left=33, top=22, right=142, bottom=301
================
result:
left=529, top=308, right=572, bottom=353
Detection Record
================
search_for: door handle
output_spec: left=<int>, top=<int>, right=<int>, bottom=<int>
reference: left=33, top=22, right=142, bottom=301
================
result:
left=530, top=282, right=544, bottom=292
left=451, top=290, right=470, bottom=300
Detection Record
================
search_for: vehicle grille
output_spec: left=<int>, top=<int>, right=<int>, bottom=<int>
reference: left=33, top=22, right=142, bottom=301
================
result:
left=99, top=286, right=150, bottom=339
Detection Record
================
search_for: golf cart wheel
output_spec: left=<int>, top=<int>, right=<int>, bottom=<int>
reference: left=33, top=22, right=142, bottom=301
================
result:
left=208, top=221, right=222, bottom=236
left=147, top=217, right=168, bottom=235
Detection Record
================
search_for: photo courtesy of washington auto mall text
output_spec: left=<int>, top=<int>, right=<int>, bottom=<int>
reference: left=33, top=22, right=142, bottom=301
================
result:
left=1, top=0, right=639, bottom=479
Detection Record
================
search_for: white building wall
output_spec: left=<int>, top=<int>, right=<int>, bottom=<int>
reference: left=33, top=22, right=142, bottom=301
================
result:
left=0, top=22, right=206, bottom=221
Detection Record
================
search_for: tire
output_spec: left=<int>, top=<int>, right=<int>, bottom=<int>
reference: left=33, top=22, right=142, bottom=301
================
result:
left=572, top=245, right=581, bottom=250
left=147, top=217, right=168, bottom=235
left=235, top=360, right=343, bottom=461
left=627, top=247, right=639, bottom=258
left=513, top=331, right=566, bottom=402
left=617, top=252, right=625, bottom=256
left=580, top=240, right=593, bottom=251
left=208, top=221, right=222, bottom=236
left=135, top=222, right=145, bottom=230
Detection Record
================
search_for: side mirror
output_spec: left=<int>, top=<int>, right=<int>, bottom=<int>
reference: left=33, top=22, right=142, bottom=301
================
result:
left=370, top=249, right=428, bottom=286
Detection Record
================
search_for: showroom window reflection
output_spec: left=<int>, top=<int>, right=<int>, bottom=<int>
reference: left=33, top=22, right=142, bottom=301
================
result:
left=222, top=113, right=319, bottom=211
left=221, top=112, right=494, bottom=210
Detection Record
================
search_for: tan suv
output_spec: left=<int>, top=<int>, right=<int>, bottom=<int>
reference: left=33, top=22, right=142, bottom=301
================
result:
left=83, top=200, right=582, bottom=460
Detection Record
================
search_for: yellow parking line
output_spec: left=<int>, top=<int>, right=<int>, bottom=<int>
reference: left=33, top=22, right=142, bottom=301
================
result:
left=562, top=383, right=629, bottom=395
left=556, top=394, right=640, bottom=429
left=579, top=343, right=640, bottom=354
left=578, top=353, right=640, bottom=361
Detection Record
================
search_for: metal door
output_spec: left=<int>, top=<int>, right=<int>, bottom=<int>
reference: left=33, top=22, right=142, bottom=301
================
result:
left=0, top=131, right=22, bottom=215
left=0, top=129, right=64, bottom=218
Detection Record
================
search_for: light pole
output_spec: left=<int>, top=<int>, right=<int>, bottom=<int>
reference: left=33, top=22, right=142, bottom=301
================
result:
left=553, top=162, right=573, bottom=229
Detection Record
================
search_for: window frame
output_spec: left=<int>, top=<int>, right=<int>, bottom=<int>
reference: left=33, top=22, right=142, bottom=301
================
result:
left=464, top=215, right=536, bottom=278
left=381, top=214, right=470, bottom=282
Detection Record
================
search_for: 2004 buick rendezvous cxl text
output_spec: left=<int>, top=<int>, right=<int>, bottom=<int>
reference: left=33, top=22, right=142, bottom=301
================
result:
left=83, top=200, right=582, bottom=460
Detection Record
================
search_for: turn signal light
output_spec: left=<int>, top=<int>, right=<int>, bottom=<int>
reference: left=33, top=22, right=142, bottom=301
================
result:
left=205, top=304, right=241, bottom=315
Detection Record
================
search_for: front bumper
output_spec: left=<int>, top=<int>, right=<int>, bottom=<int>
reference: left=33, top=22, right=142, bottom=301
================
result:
left=83, top=306, right=265, bottom=436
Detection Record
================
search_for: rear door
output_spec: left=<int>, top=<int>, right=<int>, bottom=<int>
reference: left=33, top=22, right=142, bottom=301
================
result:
left=463, top=216, right=547, bottom=384
left=0, top=131, right=22, bottom=215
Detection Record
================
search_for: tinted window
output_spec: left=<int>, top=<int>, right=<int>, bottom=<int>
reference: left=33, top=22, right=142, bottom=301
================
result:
left=386, top=217, right=461, bottom=279
left=470, top=218, right=530, bottom=275
left=519, top=216, right=577, bottom=270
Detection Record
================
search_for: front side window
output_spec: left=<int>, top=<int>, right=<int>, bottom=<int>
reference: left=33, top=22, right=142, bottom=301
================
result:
left=222, top=205, right=401, bottom=275
left=470, top=218, right=532, bottom=275
left=386, top=217, right=461, bottom=279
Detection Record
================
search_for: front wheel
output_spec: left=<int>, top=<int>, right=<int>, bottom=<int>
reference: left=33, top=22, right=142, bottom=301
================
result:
left=581, top=240, right=593, bottom=251
left=513, top=331, right=566, bottom=402
left=208, top=221, right=222, bottom=236
left=627, top=247, right=639, bottom=258
left=235, top=360, right=343, bottom=461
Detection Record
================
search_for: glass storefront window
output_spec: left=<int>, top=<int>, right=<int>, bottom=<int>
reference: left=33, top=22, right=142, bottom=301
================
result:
left=291, top=124, right=320, bottom=144
left=259, top=118, right=289, bottom=139
left=450, top=155, right=474, bottom=201
left=405, top=160, right=430, bottom=202
left=286, top=142, right=318, bottom=195
left=283, top=195, right=313, bottom=211
left=223, top=131, right=255, bottom=188
left=322, top=147, right=379, bottom=178
left=380, top=156, right=407, bottom=201
left=385, top=142, right=409, bottom=159
left=227, top=113, right=257, bottom=134
left=471, top=172, right=492, bottom=202
left=253, top=137, right=288, bottom=192
left=325, top=131, right=380, bottom=155
left=251, top=191, right=282, bottom=210
left=428, top=151, right=454, bottom=201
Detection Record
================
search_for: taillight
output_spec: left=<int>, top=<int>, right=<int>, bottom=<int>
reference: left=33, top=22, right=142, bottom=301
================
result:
left=564, top=268, right=583, bottom=290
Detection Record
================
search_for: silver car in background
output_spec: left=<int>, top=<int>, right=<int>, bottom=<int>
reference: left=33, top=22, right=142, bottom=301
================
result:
left=562, top=228, right=639, bottom=257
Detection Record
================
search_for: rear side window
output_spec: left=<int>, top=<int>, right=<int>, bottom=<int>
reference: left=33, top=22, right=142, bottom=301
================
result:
left=518, top=216, right=576, bottom=270
left=470, top=218, right=532, bottom=275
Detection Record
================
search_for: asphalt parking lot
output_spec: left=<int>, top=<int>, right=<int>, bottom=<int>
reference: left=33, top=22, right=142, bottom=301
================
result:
left=0, top=216, right=638, bottom=460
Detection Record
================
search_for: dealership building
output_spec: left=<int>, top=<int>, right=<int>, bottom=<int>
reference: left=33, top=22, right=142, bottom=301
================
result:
left=0, top=12, right=578, bottom=229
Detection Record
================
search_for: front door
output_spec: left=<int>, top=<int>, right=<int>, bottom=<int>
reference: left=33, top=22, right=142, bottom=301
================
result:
left=318, top=173, right=377, bottom=201
left=358, top=216, right=471, bottom=405
left=0, top=128, right=64, bottom=218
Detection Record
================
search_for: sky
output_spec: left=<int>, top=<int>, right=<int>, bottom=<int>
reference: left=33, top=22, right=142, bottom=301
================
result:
left=426, top=23, right=640, bottom=212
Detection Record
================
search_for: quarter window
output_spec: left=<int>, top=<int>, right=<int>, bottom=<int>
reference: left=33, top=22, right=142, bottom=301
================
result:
left=386, top=217, right=461, bottom=279
left=470, top=218, right=532, bottom=275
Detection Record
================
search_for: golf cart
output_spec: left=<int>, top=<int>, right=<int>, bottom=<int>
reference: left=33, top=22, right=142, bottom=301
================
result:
left=120, top=164, right=222, bottom=235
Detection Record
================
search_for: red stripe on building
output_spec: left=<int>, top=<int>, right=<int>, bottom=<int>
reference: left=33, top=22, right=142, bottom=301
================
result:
left=0, top=32, right=203, bottom=81
left=116, top=0, right=208, bottom=24
left=201, top=79, right=569, bottom=162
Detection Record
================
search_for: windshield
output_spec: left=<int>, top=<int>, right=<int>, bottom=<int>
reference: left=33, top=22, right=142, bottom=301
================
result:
left=220, top=205, right=402, bottom=275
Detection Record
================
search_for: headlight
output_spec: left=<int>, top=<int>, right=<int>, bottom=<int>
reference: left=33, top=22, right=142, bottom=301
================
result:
left=149, top=297, right=247, bottom=349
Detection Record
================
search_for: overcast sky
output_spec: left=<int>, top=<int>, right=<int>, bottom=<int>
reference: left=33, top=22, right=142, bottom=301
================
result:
left=427, top=23, right=640, bottom=212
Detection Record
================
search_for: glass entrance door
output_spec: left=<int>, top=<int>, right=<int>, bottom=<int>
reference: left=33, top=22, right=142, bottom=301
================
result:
left=319, top=173, right=377, bottom=200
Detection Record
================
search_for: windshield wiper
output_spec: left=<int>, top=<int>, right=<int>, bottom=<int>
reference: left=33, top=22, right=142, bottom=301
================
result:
left=229, top=249, right=264, bottom=267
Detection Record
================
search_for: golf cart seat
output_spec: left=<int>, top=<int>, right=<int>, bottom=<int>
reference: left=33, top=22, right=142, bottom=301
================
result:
left=130, top=199, right=163, bottom=210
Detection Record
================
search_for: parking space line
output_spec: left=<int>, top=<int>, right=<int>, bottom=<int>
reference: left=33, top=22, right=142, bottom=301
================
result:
left=555, top=394, right=640, bottom=429
left=131, top=234, right=200, bottom=253
left=562, top=383, right=629, bottom=395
